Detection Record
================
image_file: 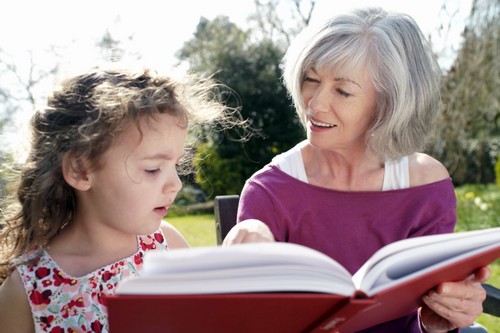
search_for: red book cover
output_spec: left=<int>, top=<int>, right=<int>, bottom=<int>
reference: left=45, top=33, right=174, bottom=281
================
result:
left=107, top=293, right=351, bottom=333
left=106, top=228, right=500, bottom=332
left=314, top=245, right=500, bottom=332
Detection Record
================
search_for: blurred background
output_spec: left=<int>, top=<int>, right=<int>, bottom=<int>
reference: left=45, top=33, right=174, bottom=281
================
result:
left=0, top=0, right=497, bottom=201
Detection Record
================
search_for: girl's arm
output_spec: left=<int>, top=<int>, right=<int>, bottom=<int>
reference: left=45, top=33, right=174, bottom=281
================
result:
left=0, top=270, right=35, bottom=333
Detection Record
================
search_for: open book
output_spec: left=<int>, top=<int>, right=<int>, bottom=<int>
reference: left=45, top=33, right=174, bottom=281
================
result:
left=107, top=227, right=500, bottom=333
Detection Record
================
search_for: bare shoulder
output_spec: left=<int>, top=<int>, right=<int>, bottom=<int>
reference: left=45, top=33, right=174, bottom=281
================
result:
left=160, top=221, right=190, bottom=249
left=0, top=270, right=34, bottom=332
left=408, top=153, right=450, bottom=187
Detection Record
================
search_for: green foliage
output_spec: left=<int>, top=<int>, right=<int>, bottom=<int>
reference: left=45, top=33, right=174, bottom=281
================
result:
left=178, top=16, right=305, bottom=197
left=496, top=154, right=500, bottom=190
left=454, top=183, right=500, bottom=232
left=427, top=0, right=499, bottom=185
left=455, top=183, right=500, bottom=331
left=193, top=143, right=248, bottom=197
left=0, top=153, right=18, bottom=212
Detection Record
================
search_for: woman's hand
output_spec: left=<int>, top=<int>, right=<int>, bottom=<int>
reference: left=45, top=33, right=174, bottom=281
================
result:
left=222, top=219, right=275, bottom=246
left=420, top=266, right=490, bottom=332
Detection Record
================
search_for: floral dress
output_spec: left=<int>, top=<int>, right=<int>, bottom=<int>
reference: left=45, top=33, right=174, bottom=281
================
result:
left=16, top=230, right=167, bottom=333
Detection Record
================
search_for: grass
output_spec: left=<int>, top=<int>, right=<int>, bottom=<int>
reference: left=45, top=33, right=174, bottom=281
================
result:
left=454, top=184, right=500, bottom=332
left=166, top=214, right=217, bottom=247
left=166, top=183, right=500, bottom=332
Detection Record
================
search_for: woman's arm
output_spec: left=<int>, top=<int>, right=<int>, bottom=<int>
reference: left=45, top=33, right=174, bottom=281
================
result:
left=222, top=219, right=275, bottom=246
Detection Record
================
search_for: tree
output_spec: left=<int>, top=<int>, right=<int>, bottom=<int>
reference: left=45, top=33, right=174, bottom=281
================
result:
left=250, top=0, right=316, bottom=46
left=177, top=16, right=304, bottom=197
left=0, top=47, right=60, bottom=133
left=0, top=27, right=137, bottom=205
left=0, top=47, right=62, bottom=209
left=96, top=28, right=140, bottom=63
left=428, top=0, right=499, bottom=184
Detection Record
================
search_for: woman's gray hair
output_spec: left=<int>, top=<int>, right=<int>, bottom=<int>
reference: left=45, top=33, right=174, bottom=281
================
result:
left=283, top=7, right=442, bottom=159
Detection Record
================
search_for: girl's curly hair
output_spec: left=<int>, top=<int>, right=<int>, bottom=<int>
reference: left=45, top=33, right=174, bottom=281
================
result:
left=0, top=66, right=241, bottom=282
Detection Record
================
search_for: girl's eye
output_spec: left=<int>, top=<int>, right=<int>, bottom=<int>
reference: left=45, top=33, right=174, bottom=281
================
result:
left=336, top=88, right=351, bottom=97
left=145, top=168, right=160, bottom=175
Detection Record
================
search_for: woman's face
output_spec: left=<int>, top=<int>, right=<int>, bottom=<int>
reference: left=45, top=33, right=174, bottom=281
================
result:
left=301, top=65, right=377, bottom=153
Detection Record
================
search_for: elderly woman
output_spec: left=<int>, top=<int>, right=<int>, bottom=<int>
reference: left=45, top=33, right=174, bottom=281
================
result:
left=225, top=7, right=490, bottom=333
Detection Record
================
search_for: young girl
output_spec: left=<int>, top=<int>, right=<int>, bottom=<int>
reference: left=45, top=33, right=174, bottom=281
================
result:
left=0, top=66, right=235, bottom=332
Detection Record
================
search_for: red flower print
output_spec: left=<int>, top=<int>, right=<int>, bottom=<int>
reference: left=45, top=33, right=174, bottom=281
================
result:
left=139, top=237, right=157, bottom=251
left=93, top=291, right=108, bottom=306
left=50, top=327, right=64, bottom=333
left=40, top=315, right=54, bottom=326
left=154, top=232, right=164, bottom=244
left=53, top=269, right=77, bottom=287
left=134, top=253, right=143, bottom=266
left=89, top=276, right=98, bottom=289
left=35, top=267, right=51, bottom=279
left=42, top=279, right=53, bottom=287
left=61, top=297, right=85, bottom=318
left=29, top=290, right=52, bottom=305
left=91, top=320, right=104, bottom=333
left=102, top=271, right=113, bottom=282
left=69, top=297, right=85, bottom=308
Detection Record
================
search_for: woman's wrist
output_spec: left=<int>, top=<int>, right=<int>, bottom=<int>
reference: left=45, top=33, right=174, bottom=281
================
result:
left=418, top=308, right=455, bottom=333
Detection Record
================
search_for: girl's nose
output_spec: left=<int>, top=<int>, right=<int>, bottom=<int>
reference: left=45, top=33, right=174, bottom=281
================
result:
left=163, top=172, right=182, bottom=194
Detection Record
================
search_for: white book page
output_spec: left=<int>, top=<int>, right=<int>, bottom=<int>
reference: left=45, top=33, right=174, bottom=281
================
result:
left=122, top=242, right=356, bottom=295
left=142, top=242, right=350, bottom=275
left=117, top=264, right=356, bottom=295
left=352, top=228, right=500, bottom=296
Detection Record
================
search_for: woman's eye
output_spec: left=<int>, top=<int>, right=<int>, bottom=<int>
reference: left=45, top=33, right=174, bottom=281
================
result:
left=336, top=88, right=351, bottom=97
left=145, top=168, right=160, bottom=175
left=303, top=76, right=319, bottom=83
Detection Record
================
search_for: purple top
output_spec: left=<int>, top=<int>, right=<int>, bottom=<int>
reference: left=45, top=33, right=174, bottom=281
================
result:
left=237, top=164, right=457, bottom=332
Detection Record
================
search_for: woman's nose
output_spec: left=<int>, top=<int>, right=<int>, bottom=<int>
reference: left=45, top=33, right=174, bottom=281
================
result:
left=308, top=86, right=331, bottom=113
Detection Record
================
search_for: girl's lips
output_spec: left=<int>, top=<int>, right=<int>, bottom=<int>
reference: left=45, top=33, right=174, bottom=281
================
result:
left=154, top=207, right=168, bottom=216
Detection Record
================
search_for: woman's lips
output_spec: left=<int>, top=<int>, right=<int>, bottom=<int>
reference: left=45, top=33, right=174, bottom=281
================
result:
left=310, top=118, right=336, bottom=128
left=308, top=117, right=337, bottom=130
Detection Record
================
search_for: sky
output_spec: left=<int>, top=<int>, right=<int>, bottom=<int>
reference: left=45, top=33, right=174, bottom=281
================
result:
left=0, top=0, right=473, bottom=151
left=1, top=0, right=473, bottom=71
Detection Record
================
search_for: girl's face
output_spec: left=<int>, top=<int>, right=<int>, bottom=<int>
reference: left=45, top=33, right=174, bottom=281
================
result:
left=82, top=113, right=187, bottom=235
left=301, top=65, right=377, bottom=153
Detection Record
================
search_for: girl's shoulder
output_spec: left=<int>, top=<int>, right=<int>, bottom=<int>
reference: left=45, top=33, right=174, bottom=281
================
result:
left=408, top=153, right=450, bottom=187
left=0, top=270, right=34, bottom=332
left=159, top=221, right=190, bottom=249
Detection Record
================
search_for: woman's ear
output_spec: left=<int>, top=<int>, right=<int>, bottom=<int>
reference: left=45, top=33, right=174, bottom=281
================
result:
left=62, top=152, right=92, bottom=191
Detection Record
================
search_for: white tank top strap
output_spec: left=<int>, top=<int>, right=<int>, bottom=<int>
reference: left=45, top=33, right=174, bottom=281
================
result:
left=271, top=140, right=308, bottom=183
left=274, top=141, right=410, bottom=191
left=382, top=156, right=410, bottom=190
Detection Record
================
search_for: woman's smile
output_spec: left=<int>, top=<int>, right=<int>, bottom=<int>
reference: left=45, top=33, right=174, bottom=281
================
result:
left=309, top=117, right=336, bottom=128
